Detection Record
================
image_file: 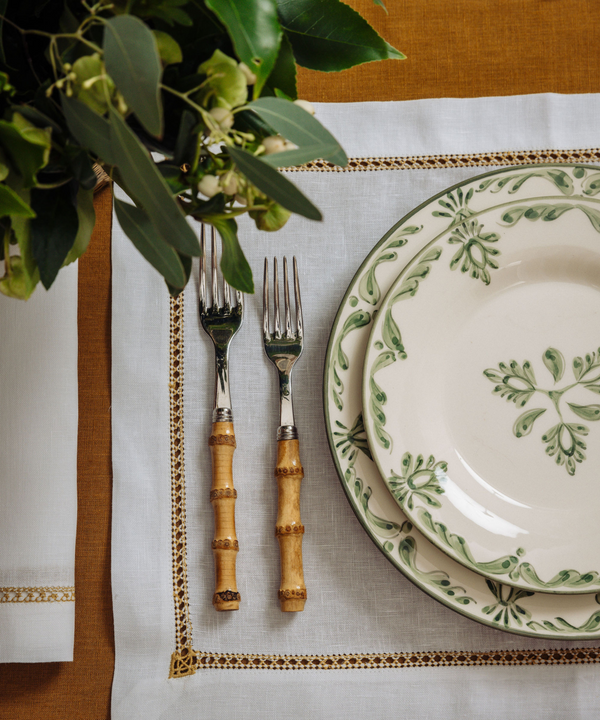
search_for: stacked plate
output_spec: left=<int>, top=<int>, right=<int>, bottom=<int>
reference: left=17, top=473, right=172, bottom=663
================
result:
left=324, top=163, right=600, bottom=639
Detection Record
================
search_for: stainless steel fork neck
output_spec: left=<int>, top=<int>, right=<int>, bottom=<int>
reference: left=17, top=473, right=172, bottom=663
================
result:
left=277, top=424, right=298, bottom=441
left=213, top=345, right=233, bottom=421
left=213, top=407, right=233, bottom=423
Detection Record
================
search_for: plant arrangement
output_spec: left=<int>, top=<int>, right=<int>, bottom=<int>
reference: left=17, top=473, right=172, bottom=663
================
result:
left=0, top=0, right=403, bottom=299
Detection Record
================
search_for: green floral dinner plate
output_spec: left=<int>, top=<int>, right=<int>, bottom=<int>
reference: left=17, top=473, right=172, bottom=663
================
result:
left=362, top=163, right=600, bottom=596
left=325, top=164, right=600, bottom=637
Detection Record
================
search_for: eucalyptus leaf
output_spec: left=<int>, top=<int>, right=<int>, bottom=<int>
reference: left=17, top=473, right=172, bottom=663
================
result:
left=228, top=145, right=322, bottom=220
left=108, top=106, right=200, bottom=257
left=152, top=30, right=183, bottom=65
left=61, top=94, right=117, bottom=165
left=11, top=192, right=39, bottom=299
left=104, top=16, right=164, bottom=137
left=567, top=402, right=600, bottom=422
left=64, top=187, right=95, bottom=266
left=65, top=145, right=97, bottom=190
left=0, top=184, right=36, bottom=217
left=114, top=197, right=187, bottom=289
left=513, top=408, right=546, bottom=438
left=30, top=184, right=79, bottom=289
left=277, top=0, right=405, bottom=71
left=0, top=257, right=31, bottom=300
left=210, top=217, right=254, bottom=293
left=0, top=113, right=51, bottom=188
left=205, top=0, right=282, bottom=96
left=249, top=96, right=347, bottom=166
left=263, top=32, right=297, bottom=99
left=173, top=109, right=200, bottom=167
left=260, top=142, right=340, bottom=167
left=543, top=347, right=565, bottom=383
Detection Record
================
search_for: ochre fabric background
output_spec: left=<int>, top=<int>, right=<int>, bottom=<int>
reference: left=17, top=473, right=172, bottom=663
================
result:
left=1, top=1, right=600, bottom=717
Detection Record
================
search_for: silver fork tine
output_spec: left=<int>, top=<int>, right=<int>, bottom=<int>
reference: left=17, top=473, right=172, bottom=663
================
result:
left=293, top=256, right=303, bottom=339
left=199, top=224, right=207, bottom=309
left=273, top=257, right=280, bottom=339
left=211, top=226, right=218, bottom=309
left=283, top=257, right=292, bottom=339
left=263, top=258, right=270, bottom=340
left=224, top=279, right=231, bottom=310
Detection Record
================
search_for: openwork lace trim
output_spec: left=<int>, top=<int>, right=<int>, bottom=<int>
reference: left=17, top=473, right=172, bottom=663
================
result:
left=169, top=152, right=600, bottom=678
left=169, top=294, right=197, bottom=679
left=1, top=586, right=75, bottom=603
left=284, top=148, right=600, bottom=172
left=194, top=647, right=600, bottom=670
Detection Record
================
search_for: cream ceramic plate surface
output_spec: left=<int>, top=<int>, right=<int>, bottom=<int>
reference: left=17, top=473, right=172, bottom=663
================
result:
left=362, top=164, right=600, bottom=596
left=325, top=164, right=600, bottom=637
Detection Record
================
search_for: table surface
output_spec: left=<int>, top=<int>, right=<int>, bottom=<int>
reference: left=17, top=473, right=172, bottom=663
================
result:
left=2, top=1, right=600, bottom=717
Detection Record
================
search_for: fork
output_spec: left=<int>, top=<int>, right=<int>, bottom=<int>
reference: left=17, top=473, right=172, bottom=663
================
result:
left=199, top=224, right=243, bottom=611
left=263, top=257, right=306, bottom=612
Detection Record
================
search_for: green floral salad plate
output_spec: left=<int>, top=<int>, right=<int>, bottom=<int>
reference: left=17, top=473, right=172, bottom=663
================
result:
left=325, top=164, right=600, bottom=637
left=362, top=163, right=600, bottom=597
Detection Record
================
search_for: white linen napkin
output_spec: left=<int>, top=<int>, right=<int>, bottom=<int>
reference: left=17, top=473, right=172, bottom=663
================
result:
left=111, top=94, right=600, bottom=718
left=0, top=264, right=78, bottom=663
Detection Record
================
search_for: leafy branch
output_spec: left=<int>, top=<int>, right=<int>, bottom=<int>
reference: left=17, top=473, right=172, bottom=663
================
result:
left=0, top=0, right=404, bottom=299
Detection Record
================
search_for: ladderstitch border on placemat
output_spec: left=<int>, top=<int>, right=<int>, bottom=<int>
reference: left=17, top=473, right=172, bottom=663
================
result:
left=0, top=586, right=75, bottom=603
left=168, top=151, right=600, bottom=678
left=284, top=149, right=600, bottom=172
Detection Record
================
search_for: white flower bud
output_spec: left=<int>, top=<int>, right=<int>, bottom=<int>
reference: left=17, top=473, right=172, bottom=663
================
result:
left=220, top=174, right=238, bottom=196
left=238, top=62, right=257, bottom=85
left=293, top=98, right=315, bottom=115
left=198, top=174, right=221, bottom=198
left=234, top=194, right=248, bottom=206
left=263, top=136, right=286, bottom=155
left=283, top=141, right=298, bottom=151
left=209, top=106, right=234, bottom=130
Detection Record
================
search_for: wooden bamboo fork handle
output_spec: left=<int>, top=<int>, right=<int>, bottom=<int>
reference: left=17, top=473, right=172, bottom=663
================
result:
left=275, top=438, right=306, bottom=612
left=209, top=421, right=240, bottom=611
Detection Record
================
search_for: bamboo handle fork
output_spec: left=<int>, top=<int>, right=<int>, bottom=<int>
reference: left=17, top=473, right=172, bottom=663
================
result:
left=263, top=257, right=307, bottom=612
left=199, top=225, right=243, bottom=611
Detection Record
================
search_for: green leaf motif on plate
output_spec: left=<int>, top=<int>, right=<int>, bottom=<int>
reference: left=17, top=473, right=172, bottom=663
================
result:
left=397, top=536, right=475, bottom=606
left=432, top=187, right=474, bottom=221
left=527, top=611, right=600, bottom=635
left=447, top=218, right=500, bottom=285
left=476, top=169, right=574, bottom=196
left=482, top=580, right=534, bottom=630
left=387, top=453, right=447, bottom=511
left=333, top=413, right=372, bottom=463
left=391, top=246, right=442, bottom=302
left=358, top=225, right=421, bottom=306
left=330, top=309, right=371, bottom=410
left=416, top=509, right=522, bottom=577
left=514, top=564, right=600, bottom=591
left=582, top=172, right=600, bottom=196
left=502, top=202, right=600, bottom=234
left=368, top=350, right=396, bottom=450
left=484, top=346, right=600, bottom=475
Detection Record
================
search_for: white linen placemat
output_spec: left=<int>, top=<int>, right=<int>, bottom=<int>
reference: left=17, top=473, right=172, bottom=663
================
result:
left=111, top=94, right=600, bottom=718
left=0, top=264, right=78, bottom=663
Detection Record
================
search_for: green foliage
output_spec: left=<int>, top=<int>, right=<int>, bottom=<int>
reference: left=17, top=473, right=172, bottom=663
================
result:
left=276, top=0, right=405, bottom=71
left=0, top=0, right=403, bottom=298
